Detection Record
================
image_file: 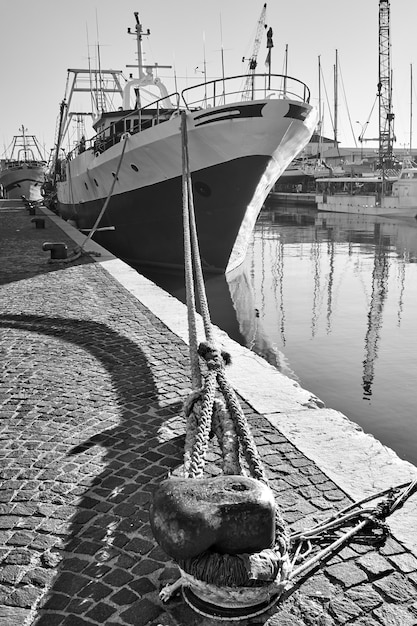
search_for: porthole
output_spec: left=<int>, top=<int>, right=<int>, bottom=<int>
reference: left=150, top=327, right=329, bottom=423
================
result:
left=84, top=182, right=89, bottom=190
left=111, top=172, right=119, bottom=180
left=194, top=181, right=211, bottom=198
left=94, top=179, right=99, bottom=187
left=130, top=163, right=139, bottom=172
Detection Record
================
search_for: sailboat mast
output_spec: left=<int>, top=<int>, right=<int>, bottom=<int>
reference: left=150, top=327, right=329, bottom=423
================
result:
left=410, top=63, right=413, bottom=152
left=20, top=125, right=28, bottom=161
left=219, top=14, right=226, bottom=103
left=334, top=49, right=338, bottom=148
left=318, top=55, right=323, bottom=158
left=282, top=42, right=287, bottom=96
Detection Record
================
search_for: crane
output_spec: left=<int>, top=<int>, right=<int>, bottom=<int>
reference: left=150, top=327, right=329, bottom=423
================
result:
left=378, top=0, right=395, bottom=170
left=241, top=3, right=267, bottom=101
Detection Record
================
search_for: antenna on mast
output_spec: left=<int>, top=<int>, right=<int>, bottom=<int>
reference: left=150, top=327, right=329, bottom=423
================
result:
left=219, top=13, right=226, bottom=102
left=127, top=12, right=150, bottom=79
left=334, top=49, right=338, bottom=148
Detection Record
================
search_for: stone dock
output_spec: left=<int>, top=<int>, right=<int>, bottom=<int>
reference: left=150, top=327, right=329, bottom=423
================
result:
left=1, top=199, right=417, bottom=626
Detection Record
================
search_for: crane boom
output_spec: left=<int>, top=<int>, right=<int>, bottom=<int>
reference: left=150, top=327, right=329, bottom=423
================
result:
left=242, top=3, right=267, bottom=100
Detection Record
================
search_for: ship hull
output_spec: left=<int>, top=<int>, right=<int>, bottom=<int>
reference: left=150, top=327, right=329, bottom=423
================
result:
left=60, top=155, right=272, bottom=272
left=316, top=194, right=417, bottom=220
left=57, top=98, right=317, bottom=272
left=0, top=163, right=45, bottom=201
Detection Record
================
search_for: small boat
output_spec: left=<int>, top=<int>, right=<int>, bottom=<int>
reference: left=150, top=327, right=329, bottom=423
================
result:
left=47, top=11, right=317, bottom=273
left=315, top=161, right=417, bottom=220
left=0, top=126, right=47, bottom=201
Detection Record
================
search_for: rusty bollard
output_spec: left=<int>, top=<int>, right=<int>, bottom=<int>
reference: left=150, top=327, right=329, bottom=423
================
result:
left=42, top=242, right=68, bottom=260
left=31, top=217, right=45, bottom=229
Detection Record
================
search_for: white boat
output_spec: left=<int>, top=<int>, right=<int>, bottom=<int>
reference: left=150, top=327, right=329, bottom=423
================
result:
left=48, top=11, right=317, bottom=273
left=315, top=162, right=417, bottom=220
left=0, top=126, right=46, bottom=201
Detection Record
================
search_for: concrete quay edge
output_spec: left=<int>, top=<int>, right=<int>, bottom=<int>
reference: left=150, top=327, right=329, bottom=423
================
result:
left=42, top=205, right=417, bottom=558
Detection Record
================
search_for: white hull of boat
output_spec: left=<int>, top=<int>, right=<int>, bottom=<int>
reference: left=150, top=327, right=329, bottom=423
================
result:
left=57, top=98, right=317, bottom=272
left=316, top=194, right=417, bottom=220
left=0, top=163, right=46, bottom=201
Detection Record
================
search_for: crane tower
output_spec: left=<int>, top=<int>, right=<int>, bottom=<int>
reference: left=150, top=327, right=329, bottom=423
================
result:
left=378, top=0, right=395, bottom=169
left=242, top=3, right=267, bottom=100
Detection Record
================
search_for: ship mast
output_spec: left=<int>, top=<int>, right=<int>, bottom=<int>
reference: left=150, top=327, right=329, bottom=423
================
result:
left=127, top=12, right=149, bottom=80
left=126, top=12, right=172, bottom=109
left=333, top=50, right=338, bottom=148
left=20, top=125, right=28, bottom=161
left=377, top=0, right=395, bottom=172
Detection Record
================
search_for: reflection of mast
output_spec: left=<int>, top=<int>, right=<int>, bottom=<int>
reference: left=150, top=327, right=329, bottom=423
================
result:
left=276, top=237, right=286, bottom=346
left=362, top=224, right=389, bottom=398
left=397, top=256, right=406, bottom=326
left=326, top=232, right=335, bottom=334
left=311, top=235, right=321, bottom=338
left=260, top=222, right=266, bottom=321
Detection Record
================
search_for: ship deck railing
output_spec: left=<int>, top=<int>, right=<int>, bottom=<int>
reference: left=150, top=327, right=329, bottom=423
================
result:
left=4, top=160, right=46, bottom=169
left=68, top=92, right=182, bottom=160
left=181, top=73, right=311, bottom=110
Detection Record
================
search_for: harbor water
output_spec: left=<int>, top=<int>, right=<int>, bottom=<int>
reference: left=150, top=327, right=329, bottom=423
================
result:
left=140, top=201, right=417, bottom=467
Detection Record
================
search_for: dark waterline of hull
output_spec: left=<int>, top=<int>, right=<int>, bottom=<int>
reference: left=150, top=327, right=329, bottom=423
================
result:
left=60, top=154, right=271, bottom=273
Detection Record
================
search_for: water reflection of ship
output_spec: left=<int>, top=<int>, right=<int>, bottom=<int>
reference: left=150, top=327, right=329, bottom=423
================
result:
left=137, top=267, right=245, bottom=347
left=227, top=206, right=416, bottom=395
left=316, top=211, right=413, bottom=398
left=139, top=261, right=298, bottom=380
left=226, top=251, right=299, bottom=382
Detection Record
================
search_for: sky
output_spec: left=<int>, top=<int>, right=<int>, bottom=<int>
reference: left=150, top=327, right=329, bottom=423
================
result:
left=1, top=0, right=417, bottom=161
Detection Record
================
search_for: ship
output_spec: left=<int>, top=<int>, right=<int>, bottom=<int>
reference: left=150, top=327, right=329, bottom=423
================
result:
left=315, top=160, right=417, bottom=220
left=47, top=10, right=317, bottom=273
left=0, top=126, right=47, bottom=201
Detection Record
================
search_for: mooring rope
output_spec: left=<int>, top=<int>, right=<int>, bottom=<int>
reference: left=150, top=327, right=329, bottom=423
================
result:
left=47, top=134, right=129, bottom=264
left=79, top=134, right=129, bottom=253
left=288, top=476, right=417, bottom=583
left=180, top=111, right=269, bottom=486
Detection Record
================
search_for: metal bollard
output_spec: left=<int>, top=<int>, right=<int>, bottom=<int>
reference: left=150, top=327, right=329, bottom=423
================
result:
left=42, top=242, right=68, bottom=259
left=27, top=205, right=36, bottom=215
left=31, top=217, right=45, bottom=229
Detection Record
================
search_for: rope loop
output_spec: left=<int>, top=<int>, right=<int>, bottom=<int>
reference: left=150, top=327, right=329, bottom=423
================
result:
left=198, top=342, right=231, bottom=371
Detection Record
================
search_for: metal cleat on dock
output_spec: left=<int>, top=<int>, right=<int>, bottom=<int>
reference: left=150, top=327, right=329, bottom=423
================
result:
left=31, top=217, right=45, bottom=229
left=42, top=242, right=68, bottom=259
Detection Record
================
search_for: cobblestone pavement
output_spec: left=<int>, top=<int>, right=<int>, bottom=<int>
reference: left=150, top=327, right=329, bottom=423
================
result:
left=1, top=205, right=417, bottom=626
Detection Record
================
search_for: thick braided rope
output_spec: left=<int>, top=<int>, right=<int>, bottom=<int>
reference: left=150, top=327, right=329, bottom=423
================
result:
left=183, top=390, right=203, bottom=477
left=180, top=111, right=269, bottom=489
left=198, top=342, right=267, bottom=484
left=216, top=369, right=267, bottom=484
left=183, top=372, right=217, bottom=479
left=183, top=117, right=214, bottom=345
left=210, top=399, right=242, bottom=475
left=181, top=112, right=202, bottom=391
left=183, top=389, right=241, bottom=478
